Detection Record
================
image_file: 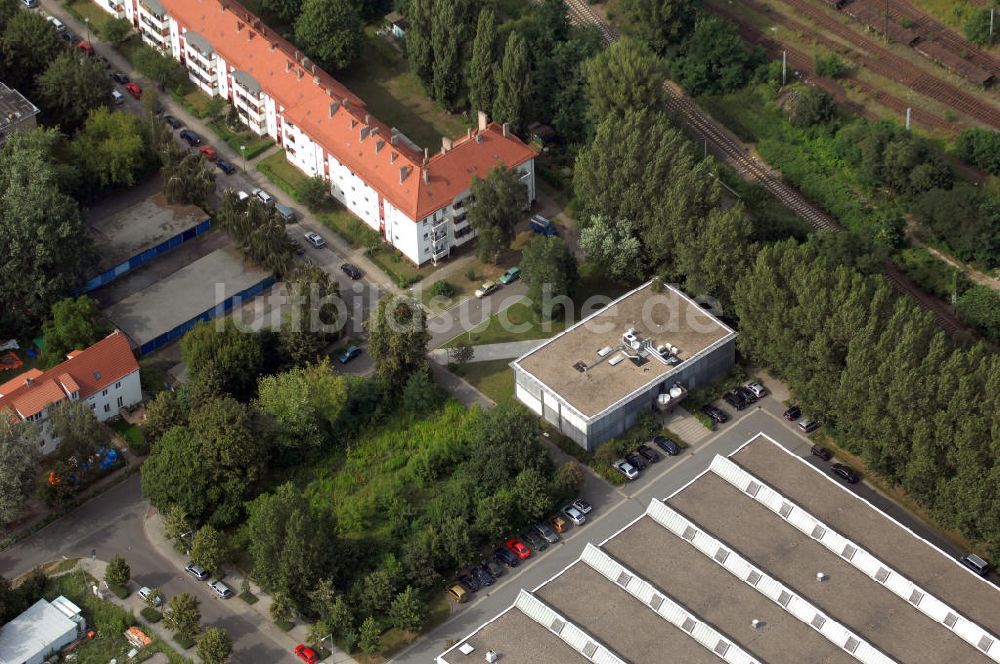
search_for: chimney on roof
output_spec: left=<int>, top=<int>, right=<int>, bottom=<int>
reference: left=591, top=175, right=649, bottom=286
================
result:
left=23, top=376, right=33, bottom=387
left=399, top=165, right=411, bottom=183
left=467, top=127, right=473, bottom=139
left=441, top=136, right=452, bottom=153
left=343, top=98, right=350, bottom=109
left=423, top=147, right=429, bottom=163
left=390, top=134, right=398, bottom=146
left=502, top=122, right=510, bottom=138
left=422, top=168, right=429, bottom=184
left=478, top=110, right=488, bottom=131
left=247, top=30, right=254, bottom=41
left=302, top=56, right=312, bottom=69
left=364, top=114, right=370, bottom=124
left=328, top=101, right=339, bottom=117
left=475, top=134, right=483, bottom=144
left=314, top=75, right=320, bottom=84
left=294, top=49, right=301, bottom=61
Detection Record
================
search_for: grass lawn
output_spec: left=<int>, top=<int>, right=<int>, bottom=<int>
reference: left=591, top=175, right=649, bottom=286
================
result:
left=418, top=244, right=524, bottom=312
left=64, top=0, right=112, bottom=34
left=110, top=420, right=143, bottom=447
left=445, top=299, right=568, bottom=348
left=169, top=87, right=225, bottom=119
left=44, top=571, right=187, bottom=664
left=451, top=359, right=516, bottom=405
left=338, top=32, right=467, bottom=150
left=208, top=119, right=273, bottom=160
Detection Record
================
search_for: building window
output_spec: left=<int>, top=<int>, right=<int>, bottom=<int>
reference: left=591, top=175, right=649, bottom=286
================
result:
left=102, top=389, right=108, bottom=397
left=104, top=404, right=111, bottom=413
left=117, top=396, right=124, bottom=408
left=115, top=381, right=121, bottom=389
left=90, top=403, right=96, bottom=410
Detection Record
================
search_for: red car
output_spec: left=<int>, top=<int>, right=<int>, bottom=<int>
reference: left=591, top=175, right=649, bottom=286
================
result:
left=506, top=538, right=530, bottom=560
left=77, top=41, right=94, bottom=56
left=294, top=644, right=319, bottom=664
left=199, top=146, right=218, bottom=161
left=125, top=82, right=142, bottom=99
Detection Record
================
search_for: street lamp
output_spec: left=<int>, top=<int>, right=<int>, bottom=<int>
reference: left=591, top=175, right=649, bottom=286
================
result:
left=240, top=144, right=246, bottom=172
left=84, top=17, right=90, bottom=43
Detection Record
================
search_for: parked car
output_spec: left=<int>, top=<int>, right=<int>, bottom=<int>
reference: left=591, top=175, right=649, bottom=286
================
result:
left=253, top=188, right=274, bottom=205
left=798, top=418, right=820, bottom=434
left=734, top=385, right=757, bottom=405
left=613, top=459, right=639, bottom=481
left=138, top=586, right=161, bottom=607
left=810, top=445, right=833, bottom=461
left=960, top=553, right=991, bottom=577
left=745, top=381, right=767, bottom=398
left=22, top=0, right=38, bottom=8
left=493, top=547, right=520, bottom=568
left=304, top=231, right=326, bottom=248
left=184, top=563, right=209, bottom=580
left=457, top=573, right=478, bottom=593
left=112, top=71, right=129, bottom=85
left=198, top=146, right=217, bottom=161
left=338, top=345, right=361, bottom=364
left=783, top=405, right=802, bottom=421
left=701, top=404, right=729, bottom=424
left=446, top=583, right=469, bottom=603
left=77, top=41, right=94, bottom=56
left=652, top=435, right=680, bottom=456
left=46, top=15, right=66, bottom=32
left=521, top=530, right=547, bottom=552
left=341, top=263, right=362, bottom=280
left=163, top=114, right=182, bottom=129
left=179, top=129, right=201, bottom=146
left=636, top=444, right=660, bottom=464
left=475, top=281, right=498, bottom=298
left=571, top=498, right=592, bottom=515
left=110, top=90, right=124, bottom=105
left=236, top=190, right=250, bottom=201
left=506, top=538, right=531, bottom=560
left=208, top=580, right=234, bottom=599
left=533, top=522, right=560, bottom=544
left=294, top=644, right=320, bottom=664
left=562, top=504, right=586, bottom=526
left=548, top=514, right=569, bottom=533
left=274, top=203, right=295, bottom=223
left=723, top=391, right=744, bottom=411
left=125, top=82, right=142, bottom=99
left=624, top=451, right=646, bottom=471
left=500, top=266, right=521, bottom=284
left=481, top=558, right=504, bottom=578
left=60, top=30, right=78, bottom=44
left=215, top=159, right=236, bottom=174
left=472, top=565, right=495, bottom=587
left=831, top=463, right=859, bottom=484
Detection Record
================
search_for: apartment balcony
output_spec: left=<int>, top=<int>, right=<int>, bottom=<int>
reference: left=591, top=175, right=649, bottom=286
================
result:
left=431, top=216, right=448, bottom=231
left=431, top=247, right=450, bottom=263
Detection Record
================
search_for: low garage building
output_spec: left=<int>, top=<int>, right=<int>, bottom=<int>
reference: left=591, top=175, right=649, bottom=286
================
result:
left=0, top=596, right=86, bottom=664
left=511, top=280, right=736, bottom=452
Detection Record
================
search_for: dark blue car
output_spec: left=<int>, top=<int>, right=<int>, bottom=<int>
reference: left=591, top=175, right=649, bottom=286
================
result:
left=179, top=129, right=201, bottom=146
left=338, top=345, right=361, bottom=364
left=216, top=159, right=236, bottom=174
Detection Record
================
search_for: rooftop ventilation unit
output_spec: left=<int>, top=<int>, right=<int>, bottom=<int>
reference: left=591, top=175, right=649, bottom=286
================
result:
left=485, top=650, right=498, bottom=663
left=597, top=346, right=613, bottom=357
left=608, top=354, right=626, bottom=366
left=573, top=361, right=587, bottom=373
left=622, top=328, right=641, bottom=351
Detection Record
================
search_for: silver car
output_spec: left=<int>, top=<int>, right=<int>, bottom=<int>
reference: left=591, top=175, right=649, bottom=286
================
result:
left=562, top=504, right=586, bottom=526
left=533, top=521, right=560, bottom=544
left=184, top=563, right=209, bottom=580
left=208, top=580, right=234, bottom=599
left=138, top=586, right=162, bottom=607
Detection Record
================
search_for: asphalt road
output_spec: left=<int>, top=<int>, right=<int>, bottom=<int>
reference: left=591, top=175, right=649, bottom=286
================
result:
left=390, top=395, right=976, bottom=663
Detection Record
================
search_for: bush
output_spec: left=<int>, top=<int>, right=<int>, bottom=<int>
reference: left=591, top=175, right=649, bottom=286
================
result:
left=141, top=607, right=163, bottom=622
left=300, top=175, right=330, bottom=211
left=957, top=285, right=1000, bottom=342
left=109, top=583, right=130, bottom=599
left=893, top=248, right=963, bottom=300
left=964, top=7, right=1000, bottom=47
left=101, top=17, right=132, bottom=46
left=955, top=128, right=1000, bottom=176
left=790, top=87, right=836, bottom=128
left=430, top=280, right=456, bottom=298
left=174, top=633, right=196, bottom=649
left=465, top=268, right=477, bottom=282
left=815, top=53, right=847, bottom=78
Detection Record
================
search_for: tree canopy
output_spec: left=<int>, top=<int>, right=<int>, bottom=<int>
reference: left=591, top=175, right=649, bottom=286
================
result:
left=35, top=51, right=114, bottom=133
left=521, top=235, right=578, bottom=317
left=620, top=0, right=699, bottom=54
left=670, top=15, right=765, bottom=96
left=0, top=10, right=63, bottom=94
left=366, top=295, right=430, bottom=391
left=467, top=7, right=498, bottom=115
left=0, top=420, right=40, bottom=525
left=294, top=0, right=363, bottom=71
left=256, top=362, right=348, bottom=452
left=70, top=108, right=146, bottom=189
left=492, top=32, right=531, bottom=132
left=180, top=319, right=266, bottom=401
left=582, top=37, right=666, bottom=124
left=41, top=296, right=109, bottom=368
left=467, top=165, right=528, bottom=262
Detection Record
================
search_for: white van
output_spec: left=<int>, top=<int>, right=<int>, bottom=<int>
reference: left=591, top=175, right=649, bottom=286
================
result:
left=46, top=16, right=66, bottom=32
left=111, top=90, right=125, bottom=105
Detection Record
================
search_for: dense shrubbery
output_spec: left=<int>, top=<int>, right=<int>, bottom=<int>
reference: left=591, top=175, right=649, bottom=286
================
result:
left=912, top=186, right=1000, bottom=267
left=955, top=128, right=1000, bottom=176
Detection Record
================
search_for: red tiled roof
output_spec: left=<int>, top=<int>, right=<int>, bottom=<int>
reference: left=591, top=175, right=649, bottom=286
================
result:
left=161, top=0, right=537, bottom=220
left=0, top=331, right=139, bottom=420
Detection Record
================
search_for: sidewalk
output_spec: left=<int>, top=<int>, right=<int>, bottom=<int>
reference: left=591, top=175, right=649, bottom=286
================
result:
left=428, top=339, right=543, bottom=365
left=141, top=509, right=358, bottom=664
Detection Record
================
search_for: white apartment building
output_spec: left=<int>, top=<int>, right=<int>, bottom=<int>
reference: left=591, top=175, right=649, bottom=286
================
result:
left=96, top=0, right=538, bottom=266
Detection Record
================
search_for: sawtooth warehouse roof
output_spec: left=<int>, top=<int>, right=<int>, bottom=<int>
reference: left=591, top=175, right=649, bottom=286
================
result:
left=438, top=434, right=1000, bottom=664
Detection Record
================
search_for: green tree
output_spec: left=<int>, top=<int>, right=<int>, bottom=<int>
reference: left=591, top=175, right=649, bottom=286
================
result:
left=467, top=165, right=528, bottom=262
left=513, top=468, right=551, bottom=521
left=163, top=504, right=192, bottom=551
left=550, top=462, right=585, bottom=504
left=143, top=586, right=162, bottom=609
left=261, top=0, right=301, bottom=24
left=256, top=362, right=348, bottom=450
left=71, top=108, right=145, bottom=188
left=0, top=420, right=40, bottom=524
left=361, top=569, right=395, bottom=616
left=582, top=37, right=665, bottom=123
left=181, top=319, right=265, bottom=401
left=0, top=0, right=18, bottom=33
left=0, top=129, right=93, bottom=337
left=676, top=205, right=754, bottom=303
left=670, top=15, right=764, bottom=96
left=294, top=0, right=363, bottom=71
left=161, top=141, right=216, bottom=206
left=406, top=0, right=434, bottom=86
left=0, top=11, right=63, bottom=94
left=197, top=627, right=233, bottom=664
left=467, top=7, right=497, bottom=114
left=955, top=128, right=1000, bottom=176
left=401, top=370, right=441, bottom=415
left=965, top=6, right=999, bottom=46
left=521, top=235, right=578, bottom=317
left=358, top=616, right=381, bottom=656
left=132, top=44, right=182, bottom=87
left=278, top=265, right=342, bottom=365
left=366, top=294, right=430, bottom=391
left=100, top=17, right=132, bottom=46
left=790, top=86, right=836, bottom=128
left=620, top=0, right=699, bottom=53
left=430, top=0, right=463, bottom=109
left=388, top=586, right=425, bottom=632
left=143, top=390, right=188, bottom=445
left=492, top=32, right=531, bottom=132
left=35, top=51, right=114, bottom=133
left=270, top=591, right=294, bottom=624
left=105, top=554, right=131, bottom=587
left=40, top=296, right=109, bottom=368
left=164, top=592, right=202, bottom=638
left=300, top=175, right=329, bottom=211
left=191, top=525, right=227, bottom=574
left=47, top=400, right=107, bottom=460
left=579, top=215, right=645, bottom=283
left=814, top=52, right=847, bottom=78
left=957, top=286, right=1000, bottom=341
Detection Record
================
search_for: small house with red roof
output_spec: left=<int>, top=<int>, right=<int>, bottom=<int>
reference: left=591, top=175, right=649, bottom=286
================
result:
left=94, top=0, right=538, bottom=266
left=0, top=331, right=141, bottom=454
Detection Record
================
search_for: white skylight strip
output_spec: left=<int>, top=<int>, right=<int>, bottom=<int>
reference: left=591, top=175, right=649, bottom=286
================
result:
left=710, top=456, right=1000, bottom=662
left=646, top=499, right=897, bottom=664
left=514, top=589, right=627, bottom=664
left=580, top=543, right=759, bottom=664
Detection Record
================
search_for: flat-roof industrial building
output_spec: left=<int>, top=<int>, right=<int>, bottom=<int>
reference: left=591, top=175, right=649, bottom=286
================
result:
left=0, top=596, right=86, bottom=664
left=511, top=281, right=736, bottom=451
left=439, top=434, right=1000, bottom=664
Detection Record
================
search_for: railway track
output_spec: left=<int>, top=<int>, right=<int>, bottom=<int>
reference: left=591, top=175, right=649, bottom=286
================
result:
left=558, top=0, right=967, bottom=335
left=774, top=0, right=1000, bottom=128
